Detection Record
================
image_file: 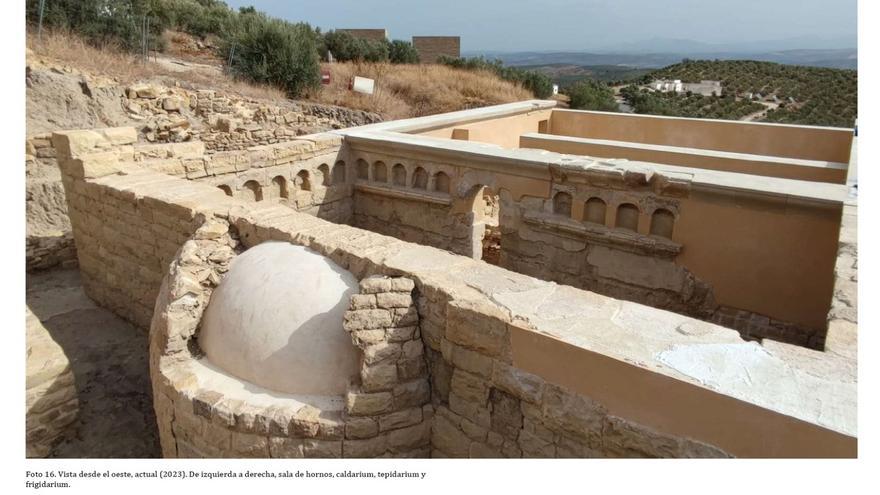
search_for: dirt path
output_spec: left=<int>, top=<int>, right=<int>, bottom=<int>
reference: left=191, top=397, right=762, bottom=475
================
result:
left=26, top=269, right=160, bottom=458
left=740, top=101, right=779, bottom=122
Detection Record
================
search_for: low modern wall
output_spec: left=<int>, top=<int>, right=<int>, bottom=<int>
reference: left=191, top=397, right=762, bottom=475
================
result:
left=54, top=126, right=856, bottom=458
left=520, top=133, right=848, bottom=184
left=419, top=110, right=552, bottom=149
left=548, top=109, right=854, bottom=163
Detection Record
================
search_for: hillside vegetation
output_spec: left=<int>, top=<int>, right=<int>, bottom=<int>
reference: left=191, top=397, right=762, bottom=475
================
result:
left=313, top=62, right=532, bottom=119
left=620, top=86, right=766, bottom=120
left=643, top=60, right=857, bottom=127
left=25, top=0, right=543, bottom=106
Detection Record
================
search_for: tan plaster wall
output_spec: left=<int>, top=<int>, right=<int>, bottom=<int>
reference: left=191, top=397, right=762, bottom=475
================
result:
left=419, top=110, right=552, bottom=149
left=519, top=134, right=848, bottom=184
left=549, top=109, right=854, bottom=163
left=509, top=326, right=855, bottom=458
left=673, top=191, right=840, bottom=331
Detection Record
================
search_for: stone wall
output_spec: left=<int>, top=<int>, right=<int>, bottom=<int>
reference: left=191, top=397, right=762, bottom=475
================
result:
left=344, top=140, right=830, bottom=347
left=824, top=203, right=857, bottom=358
left=148, top=218, right=432, bottom=457
left=55, top=127, right=856, bottom=457
left=26, top=307, right=79, bottom=457
left=26, top=135, right=78, bottom=272
left=339, top=29, right=389, bottom=42
left=413, top=37, right=461, bottom=63
left=124, top=84, right=381, bottom=151
left=25, top=62, right=380, bottom=272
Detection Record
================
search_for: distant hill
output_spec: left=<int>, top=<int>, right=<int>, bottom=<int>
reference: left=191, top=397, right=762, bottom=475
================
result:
left=630, top=60, right=857, bottom=127
left=467, top=48, right=857, bottom=70
left=516, top=64, right=650, bottom=86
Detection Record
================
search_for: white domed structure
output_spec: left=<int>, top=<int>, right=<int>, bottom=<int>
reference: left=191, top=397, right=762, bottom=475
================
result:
left=199, top=241, right=359, bottom=395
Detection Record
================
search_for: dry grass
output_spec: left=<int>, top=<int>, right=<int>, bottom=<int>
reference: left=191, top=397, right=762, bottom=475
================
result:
left=310, top=62, right=534, bottom=119
left=27, top=30, right=534, bottom=119
left=26, top=30, right=286, bottom=101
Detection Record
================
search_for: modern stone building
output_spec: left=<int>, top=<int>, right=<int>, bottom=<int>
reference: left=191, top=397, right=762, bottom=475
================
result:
left=42, top=100, right=857, bottom=458
left=338, top=29, right=389, bottom=42
left=412, top=36, right=461, bottom=63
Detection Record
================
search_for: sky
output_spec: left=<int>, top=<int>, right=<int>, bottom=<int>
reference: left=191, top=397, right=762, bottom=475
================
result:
left=223, top=0, right=857, bottom=52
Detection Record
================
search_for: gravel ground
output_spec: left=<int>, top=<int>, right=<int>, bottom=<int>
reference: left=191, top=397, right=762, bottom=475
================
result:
left=26, top=268, right=161, bottom=458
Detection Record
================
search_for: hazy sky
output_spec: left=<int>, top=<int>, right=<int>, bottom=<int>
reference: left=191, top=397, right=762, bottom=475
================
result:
left=223, top=0, right=856, bottom=52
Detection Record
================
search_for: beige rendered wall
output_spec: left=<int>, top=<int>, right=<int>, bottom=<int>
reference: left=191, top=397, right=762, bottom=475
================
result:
left=418, top=110, right=552, bottom=149
left=54, top=128, right=855, bottom=457
left=519, top=133, right=848, bottom=184
left=347, top=133, right=841, bottom=343
left=674, top=191, right=840, bottom=332
left=549, top=109, right=854, bottom=163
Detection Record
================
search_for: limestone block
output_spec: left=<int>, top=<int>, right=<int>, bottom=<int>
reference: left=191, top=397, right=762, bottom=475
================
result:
left=387, top=422, right=431, bottom=453
left=343, top=309, right=393, bottom=331
left=350, top=294, right=377, bottom=309
left=343, top=435, right=388, bottom=458
left=446, top=300, right=510, bottom=358
left=385, top=326, right=416, bottom=342
left=492, top=361, right=545, bottom=404
left=362, top=342, right=402, bottom=364
left=230, top=432, right=269, bottom=457
left=450, top=369, right=490, bottom=405
left=392, top=379, right=430, bottom=410
left=391, top=278, right=415, bottom=292
left=269, top=437, right=304, bottom=458
left=540, top=385, right=605, bottom=445
left=356, top=276, right=395, bottom=296
left=447, top=342, right=494, bottom=379
left=361, top=361, right=398, bottom=391
left=469, top=442, right=502, bottom=458
left=518, top=429, right=556, bottom=458
left=377, top=292, right=412, bottom=309
left=351, top=329, right=386, bottom=345
left=459, top=416, right=489, bottom=442
left=302, top=439, right=342, bottom=458
left=489, top=388, right=523, bottom=440
left=345, top=417, right=379, bottom=439
left=378, top=407, right=423, bottom=432
left=397, top=357, right=427, bottom=380
left=432, top=414, right=470, bottom=458
left=391, top=307, right=419, bottom=327
left=448, top=392, right=491, bottom=428
left=346, top=390, right=393, bottom=416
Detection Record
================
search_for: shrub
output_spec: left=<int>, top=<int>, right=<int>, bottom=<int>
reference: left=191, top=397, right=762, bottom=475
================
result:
left=26, top=0, right=167, bottom=51
left=438, top=56, right=554, bottom=99
left=225, top=14, right=319, bottom=97
left=389, top=40, right=419, bottom=64
left=322, top=30, right=389, bottom=63
left=567, top=80, right=618, bottom=111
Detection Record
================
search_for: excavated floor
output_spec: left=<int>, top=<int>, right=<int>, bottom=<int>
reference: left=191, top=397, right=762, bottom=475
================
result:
left=26, top=268, right=160, bottom=458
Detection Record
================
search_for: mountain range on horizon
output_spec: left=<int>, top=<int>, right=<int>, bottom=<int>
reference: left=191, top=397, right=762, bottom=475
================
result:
left=464, top=35, right=858, bottom=70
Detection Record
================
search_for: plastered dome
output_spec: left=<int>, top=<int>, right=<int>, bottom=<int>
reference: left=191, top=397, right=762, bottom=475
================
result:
left=199, top=241, right=359, bottom=395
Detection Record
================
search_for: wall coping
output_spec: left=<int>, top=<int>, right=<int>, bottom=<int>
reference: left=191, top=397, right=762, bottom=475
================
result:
left=520, top=132, right=849, bottom=172
left=344, top=129, right=849, bottom=205
left=551, top=107, right=856, bottom=133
